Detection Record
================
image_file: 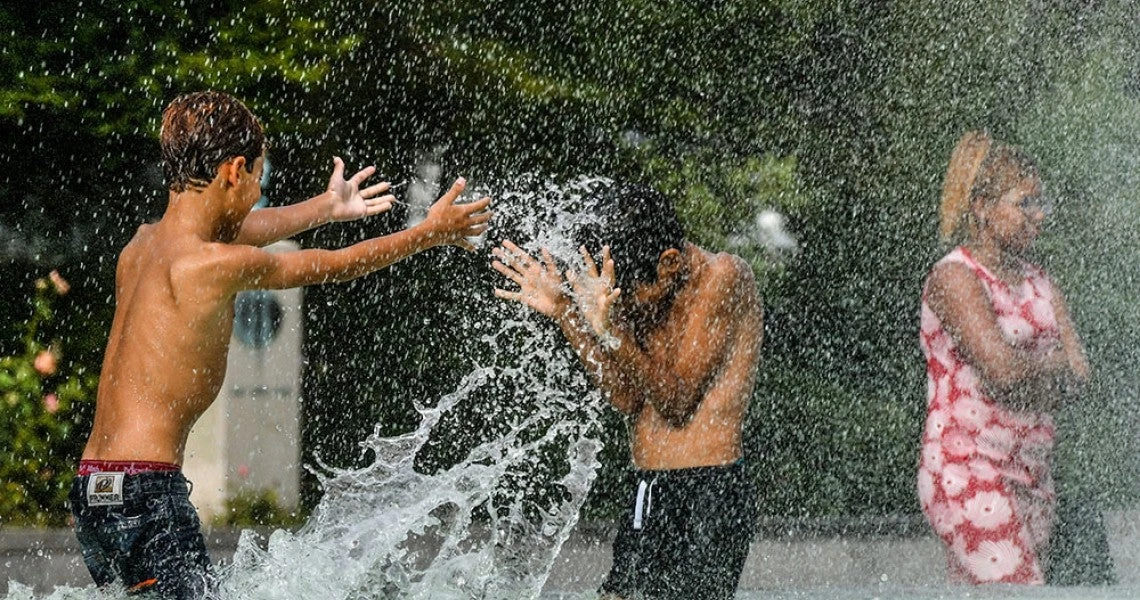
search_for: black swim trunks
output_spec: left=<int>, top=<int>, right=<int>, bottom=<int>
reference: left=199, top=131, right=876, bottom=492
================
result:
left=600, top=460, right=756, bottom=600
left=69, top=462, right=214, bottom=599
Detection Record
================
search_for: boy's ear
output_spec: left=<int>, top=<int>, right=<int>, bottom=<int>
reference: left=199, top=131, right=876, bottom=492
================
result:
left=657, top=248, right=682, bottom=279
left=218, top=156, right=247, bottom=188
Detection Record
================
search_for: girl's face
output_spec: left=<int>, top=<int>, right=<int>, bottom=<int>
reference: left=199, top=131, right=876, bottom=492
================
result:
left=977, top=176, right=1046, bottom=254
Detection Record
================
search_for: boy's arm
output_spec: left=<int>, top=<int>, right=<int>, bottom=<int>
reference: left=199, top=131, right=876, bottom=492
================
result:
left=493, top=244, right=757, bottom=425
left=588, top=257, right=755, bottom=428
left=233, top=158, right=394, bottom=247
left=491, top=243, right=646, bottom=414
left=219, top=178, right=489, bottom=290
left=557, top=309, right=648, bottom=415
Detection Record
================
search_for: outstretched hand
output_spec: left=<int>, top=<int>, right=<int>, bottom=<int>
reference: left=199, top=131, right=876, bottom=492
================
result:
left=492, top=241, right=571, bottom=318
left=567, top=245, right=621, bottom=339
left=326, top=157, right=396, bottom=222
left=423, top=178, right=493, bottom=251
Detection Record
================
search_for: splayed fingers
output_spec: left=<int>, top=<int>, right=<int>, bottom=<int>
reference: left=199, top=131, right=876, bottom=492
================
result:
left=328, top=157, right=394, bottom=222
left=579, top=245, right=600, bottom=278
left=359, top=182, right=395, bottom=216
left=492, top=241, right=569, bottom=317
left=455, top=197, right=493, bottom=251
left=600, top=245, right=616, bottom=284
left=424, top=179, right=494, bottom=251
left=330, top=156, right=347, bottom=184
left=348, top=164, right=377, bottom=187
left=438, top=177, right=467, bottom=205
left=567, top=245, right=620, bottom=338
left=491, top=241, right=537, bottom=280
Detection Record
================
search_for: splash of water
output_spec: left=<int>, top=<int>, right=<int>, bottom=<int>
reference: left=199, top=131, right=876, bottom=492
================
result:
left=218, top=371, right=600, bottom=599
left=5, top=177, right=613, bottom=600
left=217, top=176, right=614, bottom=599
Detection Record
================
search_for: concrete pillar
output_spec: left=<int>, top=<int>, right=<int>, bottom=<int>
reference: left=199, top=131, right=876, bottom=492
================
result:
left=182, top=240, right=304, bottom=523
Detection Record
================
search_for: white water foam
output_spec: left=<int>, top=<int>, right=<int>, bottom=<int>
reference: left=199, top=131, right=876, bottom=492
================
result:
left=4, top=178, right=613, bottom=600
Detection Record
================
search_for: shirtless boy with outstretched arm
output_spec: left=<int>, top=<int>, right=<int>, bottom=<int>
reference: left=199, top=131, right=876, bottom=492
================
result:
left=71, top=91, right=491, bottom=598
left=491, top=184, right=762, bottom=600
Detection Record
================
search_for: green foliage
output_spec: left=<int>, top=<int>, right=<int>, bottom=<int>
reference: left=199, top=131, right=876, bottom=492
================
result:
left=0, top=0, right=358, bottom=136
left=293, top=0, right=1140, bottom=517
left=1017, top=4, right=1140, bottom=501
left=0, top=273, right=98, bottom=527
left=629, top=143, right=809, bottom=287
left=0, top=0, right=371, bottom=383
left=748, top=359, right=923, bottom=517
left=3, top=0, right=1137, bottom=525
left=214, top=488, right=306, bottom=528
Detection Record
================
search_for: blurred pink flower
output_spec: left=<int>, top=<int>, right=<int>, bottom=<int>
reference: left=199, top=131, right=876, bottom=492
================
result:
left=34, top=350, right=58, bottom=376
left=49, top=270, right=70, bottom=296
left=43, top=393, right=59, bottom=414
left=237, top=464, right=251, bottom=478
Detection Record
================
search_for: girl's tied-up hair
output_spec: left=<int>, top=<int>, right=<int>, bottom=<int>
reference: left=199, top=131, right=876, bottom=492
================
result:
left=939, top=130, right=992, bottom=243
left=939, top=131, right=1040, bottom=244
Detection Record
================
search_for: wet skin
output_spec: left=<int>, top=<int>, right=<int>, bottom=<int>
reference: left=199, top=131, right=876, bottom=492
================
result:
left=493, top=241, right=763, bottom=470
left=83, top=155, right=491, bottom=465
left=924, top=175, right=1089, bottom=412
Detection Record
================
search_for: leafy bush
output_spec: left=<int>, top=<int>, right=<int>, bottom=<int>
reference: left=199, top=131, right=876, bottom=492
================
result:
left=214, top=488, right=305, bottom=529
left=0, top=272, right=98, bottom=527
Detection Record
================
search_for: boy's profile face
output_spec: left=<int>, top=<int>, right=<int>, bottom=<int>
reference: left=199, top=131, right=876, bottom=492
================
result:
left=216, top=154, right=265, bottom=241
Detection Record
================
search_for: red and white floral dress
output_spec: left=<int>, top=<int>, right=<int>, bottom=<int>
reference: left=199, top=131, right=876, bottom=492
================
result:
left=918, top=246, right=1062, bottom=584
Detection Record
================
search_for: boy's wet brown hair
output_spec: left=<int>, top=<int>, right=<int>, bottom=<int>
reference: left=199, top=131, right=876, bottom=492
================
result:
left=160, top=91, right=265, bottom=192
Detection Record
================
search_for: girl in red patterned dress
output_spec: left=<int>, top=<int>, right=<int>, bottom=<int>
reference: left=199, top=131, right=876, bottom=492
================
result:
left=918, top=131, right=1090, bottom=584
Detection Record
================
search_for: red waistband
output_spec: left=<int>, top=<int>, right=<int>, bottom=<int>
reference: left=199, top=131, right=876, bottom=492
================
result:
left=78, top=460, right=181, bottom=476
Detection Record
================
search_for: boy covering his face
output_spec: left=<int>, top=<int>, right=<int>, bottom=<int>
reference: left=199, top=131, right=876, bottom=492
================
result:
left=492, top=183, right=762, bottom=599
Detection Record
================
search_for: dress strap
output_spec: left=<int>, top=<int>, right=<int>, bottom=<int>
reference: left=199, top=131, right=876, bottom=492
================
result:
left=947, top=247, right=1003, bottom=288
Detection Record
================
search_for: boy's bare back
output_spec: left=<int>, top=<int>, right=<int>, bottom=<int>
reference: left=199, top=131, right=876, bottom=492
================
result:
left=85, top=223, right=247, bottom=464
left=72, top=91, right=492, bottom=597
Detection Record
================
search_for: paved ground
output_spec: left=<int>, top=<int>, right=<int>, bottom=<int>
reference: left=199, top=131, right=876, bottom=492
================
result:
left=544, top=511, right=1139, bottom=593
left=4, top=512, right=1137, bottom=597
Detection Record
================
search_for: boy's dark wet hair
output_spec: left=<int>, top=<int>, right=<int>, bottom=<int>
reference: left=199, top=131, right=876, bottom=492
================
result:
left=578, top=183, right=686, bottom=291
left=160, top=91, right=266, bottom=192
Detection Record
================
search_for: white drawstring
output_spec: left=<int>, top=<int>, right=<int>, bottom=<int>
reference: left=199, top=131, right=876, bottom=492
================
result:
left=633, top=478, right=656, bottom=530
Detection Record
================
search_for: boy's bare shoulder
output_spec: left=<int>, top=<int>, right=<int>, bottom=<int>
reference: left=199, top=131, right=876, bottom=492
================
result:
left=120, top=223, right=273, bottom=295
left=702, top=251, right=757, bottom=300
left=717, top=252, right=755, bottom=280
left=120, top=223, right=154, bottom=254
left=115, top=224, right=157, bottom=275
left=175, top=240, right=275, bottom=289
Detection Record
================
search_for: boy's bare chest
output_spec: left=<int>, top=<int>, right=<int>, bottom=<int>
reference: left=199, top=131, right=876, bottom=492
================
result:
left=639, top=319, right=687, bottom=363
